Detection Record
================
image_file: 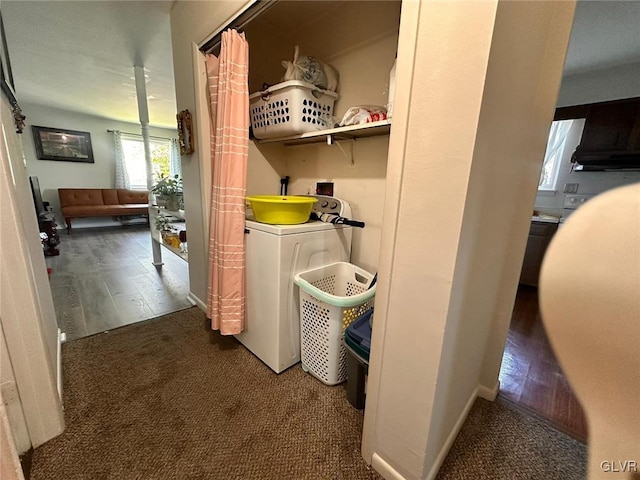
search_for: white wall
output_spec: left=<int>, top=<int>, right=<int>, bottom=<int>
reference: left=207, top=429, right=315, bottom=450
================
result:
left=362, top=2, right=575, bottom=479
left=21, top=102, right=177, bottom=226
left=0, top=325, right=30, bottom=452
left=431, top=2, right=577, bottom=472
left=279, top=32, right=398, bottom=273
left=246, top=142, right=287, bottom=197
left=534, top=118, right=640, bottom=217
left=364, top=1, right=499, bottom=476
left=557, top=61, right=640, bottom=107
left=285, top=136, right=389, bottom=274
left=329, top=33, right=398, bottom=122
left=1, top=94, right=65, bottom=451
left=0, top=393, right=25, bottom=480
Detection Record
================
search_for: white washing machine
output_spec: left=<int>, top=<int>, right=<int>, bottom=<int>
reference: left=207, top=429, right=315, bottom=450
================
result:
left=238, top=195, right=353, bottom=373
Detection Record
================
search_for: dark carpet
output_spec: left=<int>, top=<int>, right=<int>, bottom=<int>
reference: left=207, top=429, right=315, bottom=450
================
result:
left=31, top=308, right=380, bottom=480
left=30, top=307, right=587, bottom=479
left=436, top=399, right=587, bottom=479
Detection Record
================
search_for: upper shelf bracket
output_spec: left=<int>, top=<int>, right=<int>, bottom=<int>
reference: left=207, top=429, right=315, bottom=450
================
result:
left=333, top=138, right=354, bottom=164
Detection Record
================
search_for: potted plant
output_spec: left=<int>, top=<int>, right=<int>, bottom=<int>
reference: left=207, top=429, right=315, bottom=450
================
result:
left=155, top=213, right=181, bottom=247
left=154, top=213, right=176, bottom=233
left=152, top=174, right=183, bottom=211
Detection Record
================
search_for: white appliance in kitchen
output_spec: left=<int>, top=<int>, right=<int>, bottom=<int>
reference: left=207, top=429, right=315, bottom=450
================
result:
left=238, top=195, right=353, bottom=373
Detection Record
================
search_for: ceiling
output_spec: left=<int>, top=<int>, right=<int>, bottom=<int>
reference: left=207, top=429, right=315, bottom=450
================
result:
left=2, top=1, right=177, bottom=128
left=563, top=1, right=640, bottom=76
left=2, top=1, right=639, bottom=129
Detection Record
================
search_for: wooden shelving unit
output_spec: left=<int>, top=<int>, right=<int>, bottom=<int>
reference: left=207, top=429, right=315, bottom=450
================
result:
left=149, top=206, right=187, bottom=262
left=254, top=119, right=392, bottom=146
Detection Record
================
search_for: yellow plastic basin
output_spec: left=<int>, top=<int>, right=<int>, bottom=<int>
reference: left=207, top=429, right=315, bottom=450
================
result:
left=246, top=195, right=316, bottom=225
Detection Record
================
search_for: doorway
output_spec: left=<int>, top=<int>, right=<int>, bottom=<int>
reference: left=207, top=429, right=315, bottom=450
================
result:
left=498, top=121, right=588, bottom=442
left=2, top=2, right=188, bottom=340
left=498, top=285, right=588, bottom=441
left=46, top=225, right=191, bottom=341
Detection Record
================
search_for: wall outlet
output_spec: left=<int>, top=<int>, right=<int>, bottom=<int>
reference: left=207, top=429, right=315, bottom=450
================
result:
left=46, top=206, right=54, bottom=213
left=563, top=194, right=594, bottom=209
left=563, top=183, right=579, bottom=194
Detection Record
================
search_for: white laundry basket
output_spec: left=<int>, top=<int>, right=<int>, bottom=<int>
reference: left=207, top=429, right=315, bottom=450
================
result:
left=249, top=80, right=338, bottom=139
left=294, top=262, right=376, bottom=385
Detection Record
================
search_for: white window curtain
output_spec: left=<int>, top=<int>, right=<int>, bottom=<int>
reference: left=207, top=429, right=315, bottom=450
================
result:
left=539, top=120, right=573, bottom=191
left=113, top=130, right=131, bottom=189
left=169, top=138, right=182, bottom=178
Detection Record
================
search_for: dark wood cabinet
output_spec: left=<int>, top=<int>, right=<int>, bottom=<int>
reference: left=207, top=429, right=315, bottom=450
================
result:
left=577, top=99, right=640, bottom=153
left=555, top=97, right=640, bottom=170
left=519, top=221, right=558, bottom=287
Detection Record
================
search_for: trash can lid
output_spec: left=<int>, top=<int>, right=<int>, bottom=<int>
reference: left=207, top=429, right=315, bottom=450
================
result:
left=344, top=335, right=370, bottom=363
left=345, top=310, right=372, bottom=352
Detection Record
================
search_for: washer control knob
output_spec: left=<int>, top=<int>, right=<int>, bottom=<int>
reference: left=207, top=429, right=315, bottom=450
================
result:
left=321, top=201, right=329, bottom=208
left=329, top=201, right=338, bottom=210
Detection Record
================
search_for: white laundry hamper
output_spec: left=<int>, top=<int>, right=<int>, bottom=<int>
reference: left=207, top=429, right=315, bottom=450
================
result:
left=294, top=262, right=376, bottom=385
left=249, top=80, right=338, bottom=139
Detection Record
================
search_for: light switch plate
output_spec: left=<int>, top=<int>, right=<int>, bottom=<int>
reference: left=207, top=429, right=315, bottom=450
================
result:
left=564, top=194, right=594, bottom=209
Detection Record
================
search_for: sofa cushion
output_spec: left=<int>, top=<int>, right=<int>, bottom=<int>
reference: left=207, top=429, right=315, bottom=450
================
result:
left=62, top=205, right=115, bottom=217
left=61, top=205, right=148, bottom=217
left=102, top=189, right=119, bottom=205
left=59, top=189, right=106, bottom=208
left=117, top=189, right=148, bottom=205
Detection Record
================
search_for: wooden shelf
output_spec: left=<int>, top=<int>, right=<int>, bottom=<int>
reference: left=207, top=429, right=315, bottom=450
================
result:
left=149, top=206, right=185, bottom=220
left=148, top=206, right=187, bottom=261
left=157, top=232, right=188, bottom=261
left=254, top=119, right=392, bottom=146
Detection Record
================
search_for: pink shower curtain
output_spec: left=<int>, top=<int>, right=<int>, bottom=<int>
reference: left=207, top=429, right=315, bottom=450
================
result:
left=205, top=30, right=249, bottom=335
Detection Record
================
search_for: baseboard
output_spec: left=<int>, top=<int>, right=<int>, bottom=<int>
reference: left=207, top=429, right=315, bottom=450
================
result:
left=371, top=453, right=409, bottom=480
left=188, top=292, right=206, bottom=312
left=477, top=380, right=500, bottom=401
left=56, top=329, right=65, bottom=403
left=424, top=387, right=479, bottom=480
left=372, top=383, right=500, bottom=480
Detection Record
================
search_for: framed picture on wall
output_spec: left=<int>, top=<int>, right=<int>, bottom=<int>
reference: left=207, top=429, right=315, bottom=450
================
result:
left=32, top=126, right=94, bottom=163
left=177, top=109, right=194, bottom=155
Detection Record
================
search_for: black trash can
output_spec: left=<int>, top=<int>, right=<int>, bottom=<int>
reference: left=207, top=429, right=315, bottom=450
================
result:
left=344, top=310, right=373, bottom=409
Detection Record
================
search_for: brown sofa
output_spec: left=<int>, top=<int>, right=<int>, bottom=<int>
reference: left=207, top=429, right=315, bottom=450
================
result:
left=58, top=188, right=149, bottom=233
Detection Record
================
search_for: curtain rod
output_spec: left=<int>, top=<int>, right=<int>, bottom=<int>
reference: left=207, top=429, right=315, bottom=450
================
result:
left=106, top=129, right=173, bottom=142
left=200, top=0, right=276, bottom=55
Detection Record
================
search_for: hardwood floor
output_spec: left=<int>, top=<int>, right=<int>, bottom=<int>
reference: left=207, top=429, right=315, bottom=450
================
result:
left=45, top=224, right=191, bottom=341
left=499, top=285, right=588, bottom=443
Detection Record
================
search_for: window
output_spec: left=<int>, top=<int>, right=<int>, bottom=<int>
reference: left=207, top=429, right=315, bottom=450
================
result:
left=120, top=136, right=172, bottom=190
left=538, top=119, right=575, bottom=192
